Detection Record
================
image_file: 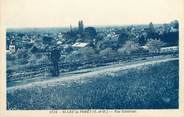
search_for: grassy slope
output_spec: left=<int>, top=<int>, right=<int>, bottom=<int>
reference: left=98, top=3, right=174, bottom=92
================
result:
left=7, top=60, right=179, bottom=109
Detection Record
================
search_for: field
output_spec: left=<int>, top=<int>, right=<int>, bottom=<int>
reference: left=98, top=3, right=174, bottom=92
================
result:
left=7, top=59, right=179, bottom=110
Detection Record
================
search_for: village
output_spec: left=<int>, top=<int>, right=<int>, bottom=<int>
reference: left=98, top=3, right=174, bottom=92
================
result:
left=6, top=20, right=179, bottom=110
left=6, top=20, right=179, bottom=80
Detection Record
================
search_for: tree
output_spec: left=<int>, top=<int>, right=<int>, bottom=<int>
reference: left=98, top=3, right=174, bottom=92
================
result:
left=170, top=20, right=179, bottom=29
left=118, top=41, right=140, bottom=55
left=15, top=48, right=30, bottom=65
left=30, top=45, right=39, bottom=53
left=100, top=48, right=116, bottom=58
left=161, top=31, right=179, bottom=46
left=37, top=55, right=49, bottom=64
left=97, top=39, right=118, bottom=50
left=15, top=48, right=30, bottom=59
left=96, top=32, right=105, bottom=41
left=84, top=27, right=97, bottom=40
left=138, top=34, right=147, bottom=46
left=63, top=31, right=78, bottom=44
left=42, top=36, right=54, bottom=45
left=146, top=39, right=166, bottom=53
left=117, top=30, right=129, bottom=47
left=65, top=50, right=81, bottom=63
left=79, top=47, right=95, bottom=60
left=66, top=47, right=95, bottom=62
left=149, top=22, right=154, bottom=33
left=7, top=53, right=16, bottom=61
left=147, top=22, right=156, bottom=39
left=28, top=54, right=37, bottom=65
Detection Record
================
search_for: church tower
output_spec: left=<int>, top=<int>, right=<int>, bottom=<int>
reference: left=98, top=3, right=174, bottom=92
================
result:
left=69, top=24, right=73, bottom=33
left=78, top=20, right=84, bottom=33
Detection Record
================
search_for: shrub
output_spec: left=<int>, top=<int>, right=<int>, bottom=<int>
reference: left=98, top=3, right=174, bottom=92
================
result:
left=79, top=47, right=95, bottom=59
left=146, top=39, right=166, bottom=53
left=118, top=30, right=129, bottom=46
left=7, top=53, right=16, bottom=61
left=15, top=48, right=30, bottom=59
left=118, top=41, right=140, bottom=55
left=65, top=47, right=96, bottom=63
left=37, top=55, right=49, bottom=64
left=100, top=48, right=116, bottom=58
left=28, top=54, right=37, bottom=65
left=65, top=50, right=81, bottom=63
left=97, top=39, right=118, bottom=50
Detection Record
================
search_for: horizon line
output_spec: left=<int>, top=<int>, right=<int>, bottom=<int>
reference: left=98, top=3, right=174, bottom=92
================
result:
left=6, top=21, right=175, bottom=29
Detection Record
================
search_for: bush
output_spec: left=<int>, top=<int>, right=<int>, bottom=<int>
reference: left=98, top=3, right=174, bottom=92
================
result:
left=79, top=47, right=95, bottom=59
left=65, top=51, right=81, bottom=63
left=37, top=55, right=49, bottom=64
left=7, top=53, right=16, bottom=61
left=146, top=39, right=166, bottom=53
left=100, top=48, right=116, bottom=58
left=97, top=39, right=118, bottom=50
left=65, top=47, right=96, bottom=63
left=118, top=41, right=140, bottom=55
left=15, top=48, right=30, bottom=59
left=118, top=30, right=129, bottom=46
left=15, top=59, right=29, bottom=65
left=84, top=27, right=97, bottom=39
left=28, top=54, right=37, bottom=65
left=27, top=53, right=49, bottom=65
left=42, top=36, right=55, bottom=45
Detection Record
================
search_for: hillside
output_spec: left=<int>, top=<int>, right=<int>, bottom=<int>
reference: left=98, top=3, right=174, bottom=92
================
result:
left=7, top=57, right=179, bottom=109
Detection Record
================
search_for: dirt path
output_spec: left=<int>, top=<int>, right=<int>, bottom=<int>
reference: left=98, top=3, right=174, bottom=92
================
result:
left=7, top=57, right=178, bottom=92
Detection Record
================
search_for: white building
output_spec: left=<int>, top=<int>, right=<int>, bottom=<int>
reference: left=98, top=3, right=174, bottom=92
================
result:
left=160, top=46, right=178, bottom=53
left=9, top=45, right=16, bottom=53
left=8, top=39, right=16, bottom=53
left=72, top=42, right=89, bottom=48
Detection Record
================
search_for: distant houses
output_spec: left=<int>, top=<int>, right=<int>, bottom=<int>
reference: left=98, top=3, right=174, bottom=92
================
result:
left=6, top=20, right=179, bottom=57
left=160, top=46, right=178, bottom=54
left=7, top=39, right=16, bottom=54
left=72, top=42, right=89, bottom=48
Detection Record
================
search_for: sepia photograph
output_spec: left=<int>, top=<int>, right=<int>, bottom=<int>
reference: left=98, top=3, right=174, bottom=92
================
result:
left=1, top=0, right=184, bottom=116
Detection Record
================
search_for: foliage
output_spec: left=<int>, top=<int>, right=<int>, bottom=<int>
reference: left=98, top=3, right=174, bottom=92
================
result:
left=7, top=53, right=16, bottom=61
left=100, top=48, right=116, bottom=58
left=79, top=47, right=96, bottom=59
left=65, top=50, right=81, bottom=62
left=37, top=55, right=49, bottom=64
left=146, top=39, right=166, bottom=53
left=161, top=32, right=179, bottom=46
left=15, top=48, right=30, bottom=59
left=28, top=54, right=37, bottom=65
left=30, top=45, right=40, bottom=53
left=147, top=22, right=157, bottom=39
left=42, top=36, right=54, bottom=45
left=12, top=48, right=30, bottom=65
left=118, top=41, right=141, bottom=55
left=84, top=27, right=97, bottom=39
left=65, top=47, right=95, bottom=62
left=97, top=39, right=118, bottom=50
left=170, top=20, right=179, bottom=29
left=118, top=30, right=129, bottom=46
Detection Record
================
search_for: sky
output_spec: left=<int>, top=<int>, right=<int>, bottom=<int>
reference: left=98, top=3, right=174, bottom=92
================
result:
left=3, top=0, right=183, bottom=28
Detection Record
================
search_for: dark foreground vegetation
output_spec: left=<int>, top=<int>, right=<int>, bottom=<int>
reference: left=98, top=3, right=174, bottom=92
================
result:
left=7, top=60, right=178, bottom=109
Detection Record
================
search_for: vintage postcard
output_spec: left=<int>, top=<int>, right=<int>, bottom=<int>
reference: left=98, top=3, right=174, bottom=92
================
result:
left=0, top=0, right=184, bottom=116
